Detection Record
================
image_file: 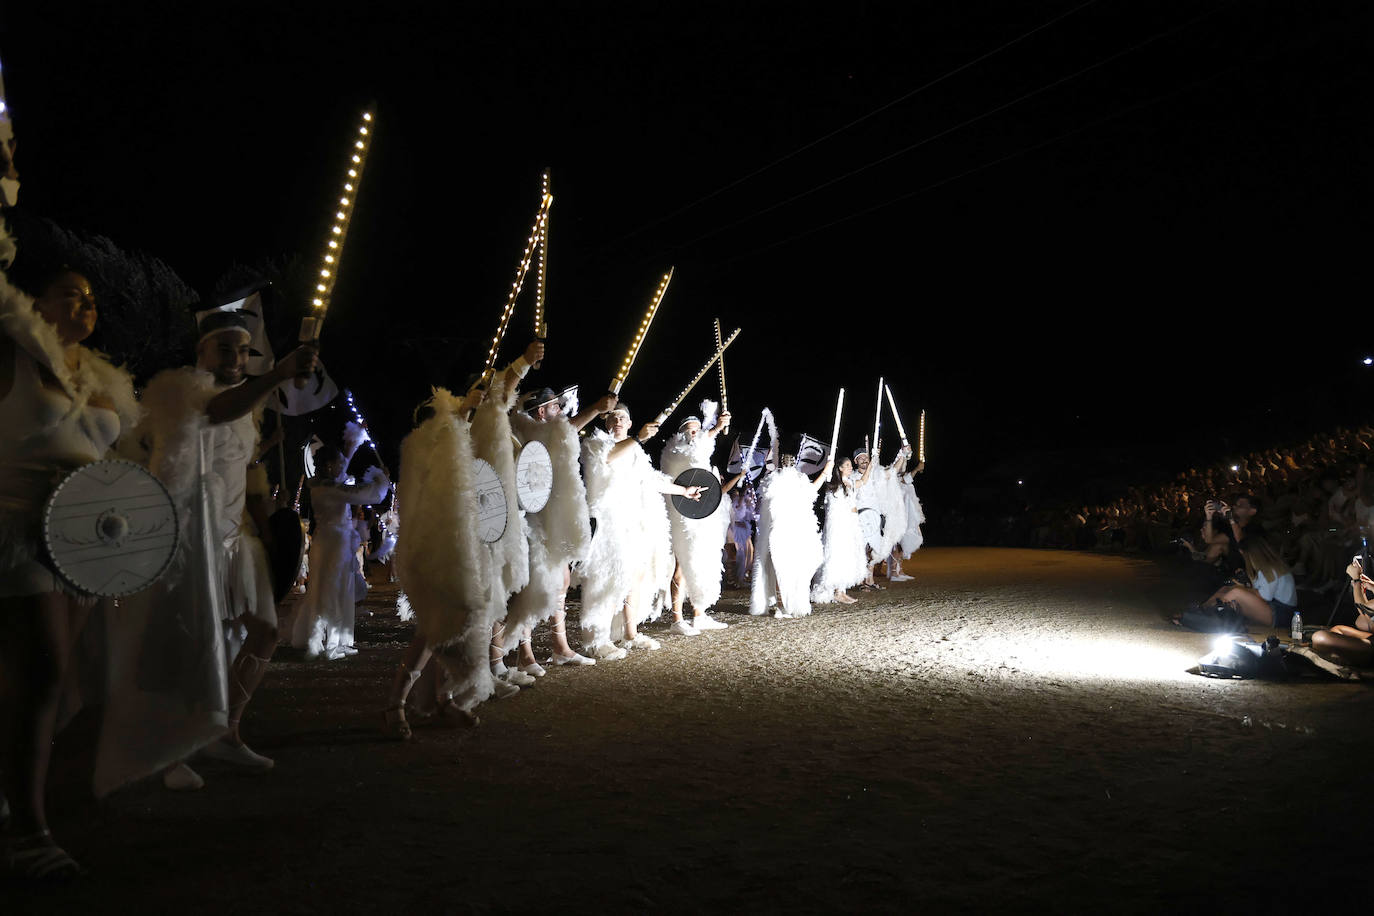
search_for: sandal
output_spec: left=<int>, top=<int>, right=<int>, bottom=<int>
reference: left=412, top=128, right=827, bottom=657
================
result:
left=382, top=706, right=412, bottom=741
left=7, top=831, right=85, bottom=882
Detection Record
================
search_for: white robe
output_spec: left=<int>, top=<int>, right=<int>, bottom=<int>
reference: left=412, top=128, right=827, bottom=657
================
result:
left=749, top=468, right=823, bottom=617
left=812, top=485, right=868, bottom=601
left=899, top=475, right=925, bottom=557
left=574, top=430, right=673, bottom=646
left=291, top=467, right=391, bottom=658
left=659, top=431, right=731, bottom=614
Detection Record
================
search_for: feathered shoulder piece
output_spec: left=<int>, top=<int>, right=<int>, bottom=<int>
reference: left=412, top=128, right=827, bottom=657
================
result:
left=137, top=366, right=219, bottom=501
left=1, top=271, right=141, bottom=436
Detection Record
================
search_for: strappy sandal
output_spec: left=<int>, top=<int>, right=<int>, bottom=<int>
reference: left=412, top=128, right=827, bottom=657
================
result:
left=7, top=831, right=85, bottom=882
left=382, top=706, right=412, bottom=741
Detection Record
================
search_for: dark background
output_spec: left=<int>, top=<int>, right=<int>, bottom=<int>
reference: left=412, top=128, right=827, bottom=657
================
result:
left=2, top=1, right=1369, bottom=521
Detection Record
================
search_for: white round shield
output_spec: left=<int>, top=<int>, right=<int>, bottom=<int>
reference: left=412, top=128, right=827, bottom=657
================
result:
left=857, top=507, right=883, bottom=554
left=472, top=458, right=508, bottom=543
left=515, top=440, right=553, bottom=513
left=42, top=460, right=180, bottom=597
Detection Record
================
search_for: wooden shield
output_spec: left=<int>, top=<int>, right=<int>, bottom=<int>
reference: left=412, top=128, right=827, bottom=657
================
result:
left=42, top=460, right=179, bottom=597
left=672, top=467, right=723, bottom=520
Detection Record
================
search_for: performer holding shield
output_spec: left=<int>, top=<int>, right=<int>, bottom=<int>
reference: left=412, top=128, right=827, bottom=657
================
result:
left=506, top=384, right=618, bottom=671
left=749, top=452, right=831, bottom=618
left=0, top=235, right=140, bottom=879
left=575, top=403, right=706, bottom=658
left=137, top=307, right=318, bottom=785
left=659, top=400, right=739, bottom=635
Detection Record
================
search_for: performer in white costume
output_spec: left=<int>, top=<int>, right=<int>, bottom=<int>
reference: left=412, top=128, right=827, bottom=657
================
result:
left=505, top=385, right=616, bottom=672
left=888, top=460, right=926, bottom=581
left=659, top=401, right=737, bottom=635
left=384, top=382, right=494, bottom=738
left=812, top=453, right=872, bottom=604
left=290, top=446, right=390, bottom=659
left=749, top=453, right=831, bottom=618
left=138, top=310, right=318, bottom=785
left=575, top=403, right=705, bottom=658
left=852, top=444, right=911, bottom=588
left=0, top=253, right=139, bottom=879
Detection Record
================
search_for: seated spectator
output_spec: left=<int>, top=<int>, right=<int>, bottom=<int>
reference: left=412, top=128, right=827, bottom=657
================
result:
left=1308, top=557, right=1374, bottom=667
left=1199, top=535, right=1298, bottom=629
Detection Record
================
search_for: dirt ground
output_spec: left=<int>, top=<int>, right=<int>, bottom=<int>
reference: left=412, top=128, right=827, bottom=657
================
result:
left=13, top=547, right=1374, bottom=914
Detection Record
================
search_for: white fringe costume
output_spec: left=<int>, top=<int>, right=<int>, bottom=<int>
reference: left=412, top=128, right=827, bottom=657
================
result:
left=658, top=404, right=731, bottom=615
left=574, top=429, right=674, bottom=648
left=899, top=472, right=925, bottom=557
left=505, top=410, right=592, bottom=638
left=811, top=483, right=868, bottom=602
left=749, top=468, right=823, bottom=617
left=470, top=371, right=530, bottom=604
left=290, top=466, right=391, bottom=659
left=855, top=460, right=907, bottom=562
left=395, top=389, right=495, bottom=711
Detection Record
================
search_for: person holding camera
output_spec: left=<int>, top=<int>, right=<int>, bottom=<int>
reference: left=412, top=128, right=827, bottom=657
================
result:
left=1197, top=535, right=1298, bottom=629
left=1308, top=557, right=1374, bottom=667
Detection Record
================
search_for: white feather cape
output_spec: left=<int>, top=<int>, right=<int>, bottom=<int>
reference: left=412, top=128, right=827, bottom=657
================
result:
left=749, top=468, right=823, bottom=617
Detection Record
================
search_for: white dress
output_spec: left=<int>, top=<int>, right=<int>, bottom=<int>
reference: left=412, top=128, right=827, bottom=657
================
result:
left=659, top=430, right=730, bottom=615
left=899, top=474, right=925, bottom=557
left=292, top=467, right=391, bottom=659
left=812, top=485, right=868, bottom=601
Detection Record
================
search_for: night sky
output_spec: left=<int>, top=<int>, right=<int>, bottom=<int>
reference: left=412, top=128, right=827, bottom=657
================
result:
left=2, top=1, right=1369, bottom=516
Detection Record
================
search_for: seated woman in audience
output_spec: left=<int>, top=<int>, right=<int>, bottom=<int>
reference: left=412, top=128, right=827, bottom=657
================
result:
left=1308, top=557, right=1374, bottom=667
left=1199, top=535, right=1298, bottom=629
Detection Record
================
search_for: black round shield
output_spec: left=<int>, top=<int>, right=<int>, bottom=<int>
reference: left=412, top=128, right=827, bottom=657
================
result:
left=267, top=507, right=307, bottom=602
left=672, top=467, right=723, bottom=520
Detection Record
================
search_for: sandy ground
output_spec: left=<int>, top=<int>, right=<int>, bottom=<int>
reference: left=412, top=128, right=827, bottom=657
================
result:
left=12, top=547, right=1374, bottom=914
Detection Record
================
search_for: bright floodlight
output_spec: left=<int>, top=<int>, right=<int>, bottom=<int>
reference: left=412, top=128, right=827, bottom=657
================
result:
left=1231, top=465, right=1239, bottom=472
left=1364, top=357, right=1373, bottom=366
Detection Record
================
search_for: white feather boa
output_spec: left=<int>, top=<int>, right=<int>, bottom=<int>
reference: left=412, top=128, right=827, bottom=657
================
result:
left=812, top=486, right=868, bottom=601
left=505, top=411, right=591, bottom=635
left=749, top=468, right=823, bottom=617
left=573, top=430, right=673, bottom=645
left=659, top=430, right=727, bottom=612
left=0, top=275, right=140, bottom=572
left=470, top=371, right=529, bottom=601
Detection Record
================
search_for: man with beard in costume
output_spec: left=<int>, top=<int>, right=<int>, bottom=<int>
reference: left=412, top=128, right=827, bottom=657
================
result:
left=504, top=385, right=618, bottom=673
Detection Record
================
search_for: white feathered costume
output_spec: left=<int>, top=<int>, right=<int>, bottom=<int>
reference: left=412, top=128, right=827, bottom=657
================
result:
left=811, top=481, right=868, bottom=602
left=749, top=467, right=823, bottom=617
left=395, top=389, right=496, bottom=710
left=470, top=371, right=530, bottom=605
left=899, top=472, right=926, bottom=557
left=855, top=458, right=908, bottom=562
left=505, top=409, right=592, bottom=638
left=574, top=429, right=674, bottom=647
left=658, top=401, right=732, bottom=615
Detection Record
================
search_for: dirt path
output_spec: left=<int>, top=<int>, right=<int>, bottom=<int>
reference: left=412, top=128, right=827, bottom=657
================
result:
left=16, top=548, right=1373, bottom=913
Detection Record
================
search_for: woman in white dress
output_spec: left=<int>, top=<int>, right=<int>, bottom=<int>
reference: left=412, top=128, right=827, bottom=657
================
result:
left=749, top=453, right=832, bottom=618
left=1, top=262, right=139, bottom=880
left=812, top=455, right=871, bottom=605
left=291, top=447, right=391, bottom=660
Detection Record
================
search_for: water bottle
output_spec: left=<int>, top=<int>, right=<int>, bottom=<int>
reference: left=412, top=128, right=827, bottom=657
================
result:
left=1290, top=609, right=1303, bottom=643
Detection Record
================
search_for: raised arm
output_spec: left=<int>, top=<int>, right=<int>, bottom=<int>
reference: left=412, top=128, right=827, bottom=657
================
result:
left=610, top=421, right=661, bottom=462
left=572, top=393, right=618, bottom=431
left=811, top=458, right=836, bottom=492
left=206, top=346, right=318, bottom=425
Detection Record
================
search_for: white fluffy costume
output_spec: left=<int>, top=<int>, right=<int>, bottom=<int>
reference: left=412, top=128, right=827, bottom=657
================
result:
left=470, top=370, right=530, bottom=604
left=574, top=428, right=674, bottom=647
left=899, top=472, right=925, bottom=557
left=395, top=389, right=496, bottom=710
left=855, top=459, right=907, bottom=561
left=749, top=467, right=824, bottom=617
left=505, top=409, right=592, bottom=638
left=658, top=402, right=732, bottom=614
left=811, top=482, right=869, bottom=602
left=290, top=465, right=391, bottom=659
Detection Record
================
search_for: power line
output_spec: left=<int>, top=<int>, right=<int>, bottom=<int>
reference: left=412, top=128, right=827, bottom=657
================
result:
left=679, top=1, right=1233, bottom=252
left=602, top=0, right=1100, bottom=248
left=703, top=56, right=1250, bottom=272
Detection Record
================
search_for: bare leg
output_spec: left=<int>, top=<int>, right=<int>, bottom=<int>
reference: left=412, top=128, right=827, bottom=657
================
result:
left=1310, top=628, right=1374, bottom=666
left=1218, top=586, right=1277, bottom=627
left=670, top=562, right=687, bottom=622
left=0, top=590, right=86, bottom=878
left=225, top=614, right=277, bottom=745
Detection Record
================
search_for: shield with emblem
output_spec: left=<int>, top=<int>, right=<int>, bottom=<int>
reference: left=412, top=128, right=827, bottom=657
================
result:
left=472, top=458, right=508, bottom=543
left=515, top=440, right=553, bottom=513
left=857, top=507, right=883, bottom=555
left=671, top=467, right=723, bottom=520
left=42, top=459, right=180, bottom=597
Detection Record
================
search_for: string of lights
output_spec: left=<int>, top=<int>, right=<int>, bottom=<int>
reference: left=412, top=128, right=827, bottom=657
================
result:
left=303, top=110, right=373, bottom=341
left=610, top=268, right=673, bottom=394
left=652, top=327, right=740, bottom=425
left=484, top=190, right=553, bottom=377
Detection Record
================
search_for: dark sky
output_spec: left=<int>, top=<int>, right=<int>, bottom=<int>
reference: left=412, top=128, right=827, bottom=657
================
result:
left=2, top=1, right=1370, bottom=510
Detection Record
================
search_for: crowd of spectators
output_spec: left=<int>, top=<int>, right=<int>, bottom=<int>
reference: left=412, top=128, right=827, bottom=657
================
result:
left=1031, top=425, right=1374, bottom=595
